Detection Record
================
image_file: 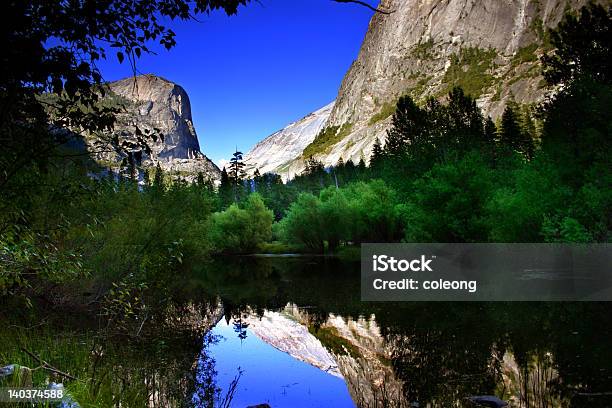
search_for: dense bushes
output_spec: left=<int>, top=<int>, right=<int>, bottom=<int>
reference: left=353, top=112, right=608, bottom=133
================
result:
left=82, top=180, right=219, bottom=280
left=279, top=193, right=326, bottom=252
left=0, top=167, right=274, bottom=298
left=207, top=193, right=274, bottom=253
left=341, top=180, right=401, bottom=243
left=400, top=152, right=495, bottom=243
left=278, top=180, right=401, bottom=252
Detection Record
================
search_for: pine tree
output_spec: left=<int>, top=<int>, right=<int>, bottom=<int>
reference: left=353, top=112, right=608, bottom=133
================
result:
left=153, top=162, right=164, bottom=192
left=446, top=86, right=485, bottom=148
left=371, top=138, right=383, bottom=165
left=500, top=103, right=521, bottom=149
left=357, top=155, right=366, bottom=178
left=219, top=167, right=232, bottom=207
left=422, top=97, right=445, bottom=147
left=220, top=166, right=230, bottom=186
left=541, top=3, right=611, bottom=86
left=252, top=168, right=262, bottom=192
left=304, top=157, right=324, bottom=175
left=484, top=116, right=498, bottom=166
left=500, top=102, right=534, bottom=159
left=384, top=95, right=426, bottom=158
left=484, top=116, right=497, bottom=144
left=229, top=148, right=246, bottom=202
left=358, top=155, right=366, bottom=171
left=540, top=3, right=611, bottom=183
left=196, top=171, right=206, bottom=188
left=229, top=149, right=246, bottom=183
left=520, top=105, right=537, bottom=142
left=304, top=156, right=326, bottom=189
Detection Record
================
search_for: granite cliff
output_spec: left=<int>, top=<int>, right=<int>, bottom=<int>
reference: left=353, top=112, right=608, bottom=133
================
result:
left=89, top=74, right=220, bottom=181
left=243, top=102, right=334, bottom=180
left=246, top=0, right=593, bottom=179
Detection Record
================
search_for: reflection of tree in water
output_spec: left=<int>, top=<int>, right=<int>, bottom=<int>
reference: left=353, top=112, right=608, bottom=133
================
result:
left=502, top=303, right=612, bottom=408
left=108, top=300, right=223, bottom=407
left=383, top=303, right=612, bottom=407
left=221, top=302, right=255, bottom=341
left=0, top=298, right=223, bottom=407
left=233, top=317, right=249, bottom=340
left=386, top=324, right=500, bottom=406
left=192, top=332, right=245, bottom=408
left=499, top=350, right=563, bottom=408
left=194, top=257, right=612, bottom=407
left=305, top=309, right=330, bottom=331
left=192, top=333, right=221, bottom=408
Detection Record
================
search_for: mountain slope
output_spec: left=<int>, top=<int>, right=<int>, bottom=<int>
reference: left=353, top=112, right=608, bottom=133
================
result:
left=247, top=0, right=592, bottom=177
left=243, top=102, right=334, bottom=179
left=311, top=0, right=597, bottom=169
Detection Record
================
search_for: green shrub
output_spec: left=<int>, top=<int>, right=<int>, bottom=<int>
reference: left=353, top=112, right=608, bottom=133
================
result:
left=411, top=38, right=435, bottom=60
left=401, top=152, right=495, bottom=242
left=207, top=193, right=274, bottom=253
left=302, top=123, right=353, bottom=158
left=279, top=180, right=401, bottom=252
left=443, top=47, right=497, bottom=97
left=369, top=102, right=396, bottom=125
left=485, top=160, right=571, bottom=242
left=512, top=43, right=539, bottom=67
left=278, top=193, right=325, bottom=252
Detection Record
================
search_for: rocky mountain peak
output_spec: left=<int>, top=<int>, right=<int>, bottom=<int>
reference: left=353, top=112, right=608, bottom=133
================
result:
left=109, top=74, right=202, bottom=160
left=89, top=74, right=220, bottom=181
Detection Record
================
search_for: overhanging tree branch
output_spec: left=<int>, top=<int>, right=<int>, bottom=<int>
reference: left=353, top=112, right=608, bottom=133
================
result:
left=332, top=0, right=395, bottom=14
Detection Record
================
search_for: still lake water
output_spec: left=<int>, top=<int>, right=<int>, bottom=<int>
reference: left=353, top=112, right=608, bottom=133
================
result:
left=205, top=319, right=355, bottom=407
left=190, top=256, right=612, bottom=408
left=2, top=255, right=612, bottom=407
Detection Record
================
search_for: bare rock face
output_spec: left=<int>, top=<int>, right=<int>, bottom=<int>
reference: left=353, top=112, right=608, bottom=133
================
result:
left=247, top=0, right=592, bottom=177
left=243, top=102, right=334, bottom=180
left=320, top=0, right=593, bottom=168
left=93, top=75, right=220, bottom=181
left=109, top=75, right=202, bottom=159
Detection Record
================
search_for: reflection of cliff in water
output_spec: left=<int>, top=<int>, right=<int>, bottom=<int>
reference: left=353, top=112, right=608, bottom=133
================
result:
left=241, top=304, right=407, bottom=407
left=196, top=256, right=612, bottom=407
left=291, top=306, right=408, bottom=408
left=242, top=304, right=585, bottom=408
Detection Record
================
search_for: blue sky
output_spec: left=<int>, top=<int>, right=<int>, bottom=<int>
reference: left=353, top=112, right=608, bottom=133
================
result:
left=95, top=0, right=374, bottom=165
